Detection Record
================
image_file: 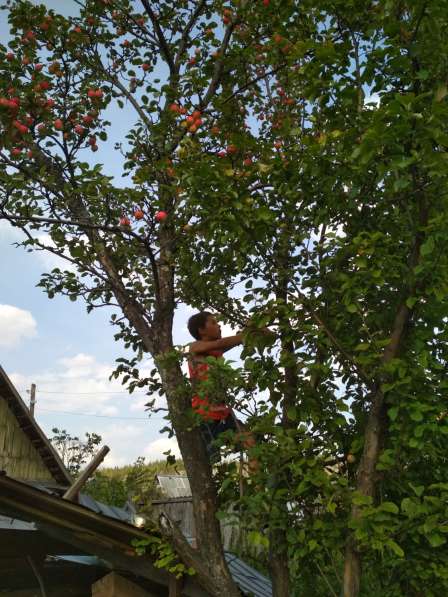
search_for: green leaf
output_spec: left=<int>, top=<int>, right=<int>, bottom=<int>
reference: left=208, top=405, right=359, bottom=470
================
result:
left=428, top=534, right=446, bottom=548
left=380, top=501, right=399, bottom=514
left=386, top=540, right=404, bottom=558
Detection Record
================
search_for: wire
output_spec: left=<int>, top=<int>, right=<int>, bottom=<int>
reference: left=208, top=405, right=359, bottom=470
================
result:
left=37, top=407, right=166, bottom=420
left=22, top=389, right=150, bottom=395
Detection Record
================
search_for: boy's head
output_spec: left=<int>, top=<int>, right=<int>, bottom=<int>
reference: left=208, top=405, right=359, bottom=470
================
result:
left=188, top=311, right=221, bottom=341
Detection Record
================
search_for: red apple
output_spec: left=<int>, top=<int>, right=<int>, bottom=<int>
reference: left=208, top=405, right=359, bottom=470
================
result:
left=74, top=124, right=85, bottom=135
left=54, top=119, right=63, bottom=130
left=141, top=63, right=150, bottom=71
left=82, top=114, right=93, bottom=124
left=217, top=150, right=226, bottom=158
left=45, top=98, right=55, bottom=108
left=11, top=148, right=22, bottom=156
left=155, top=211, right=168, bottom=222
left=134, top=209, right=144, bottom=220
left=192, top=110, right=201, bottom=120
left=243, top=157, right=253, bottom=166
left=6, top=52, right=14, bottom=61
left=186, top=115, right=195, bottom=124
left=13, top=120, right=28, bottom=134
left=39, top=81, right=50, bottom=90
left=34, top=63, right=44, bottom=71
left=25, top=30, right=35, bottom=41
left=169, top=103, right=180, bottom=113
left=88, top=135, right=97, bottom=146
left=226, top=144, right=238, bottom=155
left=91, top=144, right=98, bottom=152
left=119, top=215, right=131, bottom=226
left=189, top=124, right=198, bottom=133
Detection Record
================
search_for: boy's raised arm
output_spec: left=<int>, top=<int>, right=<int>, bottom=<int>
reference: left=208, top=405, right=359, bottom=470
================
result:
left=189, top=334, right=243, bottom=355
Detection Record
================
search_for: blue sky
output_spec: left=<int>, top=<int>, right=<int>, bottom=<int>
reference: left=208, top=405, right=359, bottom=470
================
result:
left=0, top=1, right=241, bottom=467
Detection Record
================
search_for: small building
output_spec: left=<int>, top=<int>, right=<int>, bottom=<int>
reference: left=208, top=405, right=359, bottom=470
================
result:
left=0, top=365, right=271, bottom=596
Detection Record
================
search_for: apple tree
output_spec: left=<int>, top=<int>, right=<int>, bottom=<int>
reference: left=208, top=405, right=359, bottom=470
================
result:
left=1, top=0, right=448, bottom=596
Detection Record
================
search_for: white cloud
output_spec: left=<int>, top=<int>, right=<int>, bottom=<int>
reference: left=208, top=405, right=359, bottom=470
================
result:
left=9, top=352, right=130, bottom=414
left=33, top=232, right=77, bottom=272
left=0, top=220, right=23, bottom=243
left=144, top=436, right=181, bottom=461
left=0, top=304, right=37, bottom=348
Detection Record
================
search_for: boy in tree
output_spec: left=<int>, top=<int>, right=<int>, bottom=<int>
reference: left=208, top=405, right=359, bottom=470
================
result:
left=187, top=311, right=255, bottom=464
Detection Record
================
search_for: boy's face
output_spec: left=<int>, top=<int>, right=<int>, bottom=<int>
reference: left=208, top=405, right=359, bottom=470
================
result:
left=199, top=315, right=222, bottom=340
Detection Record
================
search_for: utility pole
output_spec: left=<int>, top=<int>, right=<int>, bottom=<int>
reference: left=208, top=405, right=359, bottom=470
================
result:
left=29, top=383, right=36, bottom=417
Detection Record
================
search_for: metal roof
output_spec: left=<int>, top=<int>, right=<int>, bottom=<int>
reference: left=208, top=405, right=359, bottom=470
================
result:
left=156, top=474, right=192, bottom=498
left=78, top=492, right=135, bottom=524
left=225, top=552, right=272, bottom=597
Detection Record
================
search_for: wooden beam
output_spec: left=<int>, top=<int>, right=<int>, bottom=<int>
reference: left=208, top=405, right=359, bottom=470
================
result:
left=63, top=446, right=110, bottom=501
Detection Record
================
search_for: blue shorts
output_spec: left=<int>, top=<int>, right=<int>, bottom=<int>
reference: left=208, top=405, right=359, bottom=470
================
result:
left=200, top=416, right=238, bottom=462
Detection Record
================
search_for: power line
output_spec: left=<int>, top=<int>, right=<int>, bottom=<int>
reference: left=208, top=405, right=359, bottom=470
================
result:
left=21, top=388, right=150, bottom=396
left=38, top=408, right=166, bottom=420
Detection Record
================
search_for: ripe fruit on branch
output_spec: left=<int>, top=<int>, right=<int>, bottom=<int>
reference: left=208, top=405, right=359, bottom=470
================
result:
left=13, top=120, right=28, bottom=134
left=155, top=211, right=168, bottom=222
left=54, top=119, right=63, bottom=130
left=87, top=88, right=103, bottom=99
left=11, top=147, right=22, bottom=156
left=6, top=52, right=14, bottom=61
left=192, top=110, right=201, bottom=120
left=34, top=63, right=44, bottom=71
left=45, top=98, right=55, bottom=108
left=119, top=216, right=131, bottom=227
left=82, top=114, right=93, bottom=124
left=243, top=157, right=253, bottom=166
left=88, top=136, right=97, bottom=146
left=226, top=144, right=238, bottom=155
left=217, top=150, right=226, bottom=158
left=141, top=63, right=150, bottom=71
left=74, top=124, right=85, bottom=135
left=134, top=209, right=144, bottom=220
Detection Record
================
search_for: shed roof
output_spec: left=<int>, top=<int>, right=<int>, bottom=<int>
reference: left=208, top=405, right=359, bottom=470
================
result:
left=156, top=474, right=191, bottom=498
left=0, top=366, right=72, bottom=486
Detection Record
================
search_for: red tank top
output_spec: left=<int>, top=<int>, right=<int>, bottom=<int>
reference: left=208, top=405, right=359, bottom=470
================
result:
left=188, top=349, right=232, bottom=421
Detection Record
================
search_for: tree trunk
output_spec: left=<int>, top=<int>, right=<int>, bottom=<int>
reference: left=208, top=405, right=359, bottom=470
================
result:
left=343, top=197, right=427, bottom=595
left=269, top=527, right=291, bottom=597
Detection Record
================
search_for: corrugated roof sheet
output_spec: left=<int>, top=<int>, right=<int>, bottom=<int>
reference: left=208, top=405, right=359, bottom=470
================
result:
left=225, top=552, right=272, bottom=597
left=78, top=493, right=135, bottom=524
left=156, top=474, right=192, bottom=498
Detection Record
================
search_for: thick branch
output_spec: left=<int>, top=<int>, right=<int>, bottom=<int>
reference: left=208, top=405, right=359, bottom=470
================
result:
left=140, top=0, right=176, bottom=74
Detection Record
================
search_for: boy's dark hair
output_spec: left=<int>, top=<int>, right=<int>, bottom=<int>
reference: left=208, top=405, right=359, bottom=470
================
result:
left=188, top=311, right=213, bottom=340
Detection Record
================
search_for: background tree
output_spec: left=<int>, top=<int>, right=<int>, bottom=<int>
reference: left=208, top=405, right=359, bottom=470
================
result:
left=50, top=427, right=102, bottom=476
left=1, top=1, right=448, bottom=596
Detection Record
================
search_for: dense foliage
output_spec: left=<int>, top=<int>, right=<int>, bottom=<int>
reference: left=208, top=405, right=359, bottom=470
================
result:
left=2, top=0, right=448, bottom=595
